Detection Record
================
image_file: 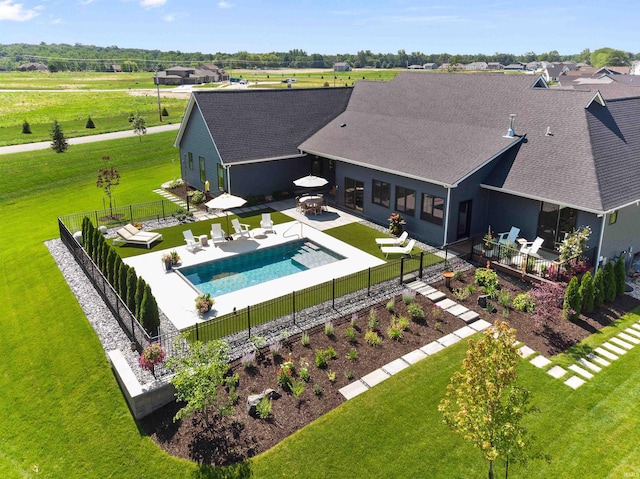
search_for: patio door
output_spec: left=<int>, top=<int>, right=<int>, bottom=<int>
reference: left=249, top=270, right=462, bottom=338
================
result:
left=457, top=200, right=472, bottom=239
left=344, top=177, right=364, bottom=212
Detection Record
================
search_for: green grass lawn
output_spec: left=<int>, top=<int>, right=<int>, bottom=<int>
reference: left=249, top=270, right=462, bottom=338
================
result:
left=0, top=70, right=159, bottom=90
left=2, top=127, right=640, bottom=478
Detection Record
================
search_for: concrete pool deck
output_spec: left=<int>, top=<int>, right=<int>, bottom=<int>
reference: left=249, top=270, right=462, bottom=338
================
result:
left=124, top=221, right=385, bottom=330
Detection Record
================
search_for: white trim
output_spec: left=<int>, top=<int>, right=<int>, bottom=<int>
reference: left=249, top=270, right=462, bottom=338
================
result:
left=224, top=153, right=306, bottom=166
left=443, top=187, right=452, bottom=247
left=451, top=137, right=523, bottom=187
left=595, top=214, right=607, bottom=273
left=173, top=94, right=196, bottom=147
left=586, top=91, right=606, bottom=108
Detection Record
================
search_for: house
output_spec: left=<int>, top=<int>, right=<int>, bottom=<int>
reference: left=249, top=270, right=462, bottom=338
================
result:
left=334, top=62, right=352, bottom=72
left=542, top=64, right=570, bottom=82
left=487, top=62, right=504, bottom=70
left=175, top=73, right=640, bottom=265
left=423, top=63, right=438, bottom=70
left=110, top=64, right=122, bottom=73
left=407, top=64, right=424, bottom=70
left=466, top=62, right=488, bottom=71
left=155, top=65, right=228, bottom=85
left=17, top=62, right=48, bottom=71
left=504, top=62, right=526, bottom=71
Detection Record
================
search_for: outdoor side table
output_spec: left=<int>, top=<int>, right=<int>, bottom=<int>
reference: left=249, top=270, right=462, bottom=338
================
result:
left=443, top=271, right=455, bottom=289
left=198, top=235, right=209, bottom=247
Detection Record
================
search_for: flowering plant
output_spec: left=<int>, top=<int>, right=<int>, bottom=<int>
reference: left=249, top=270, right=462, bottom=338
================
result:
left=195, top=293, right=214, bottom=314
left=138, top=343, right=165, bottom=378
left=483, top=231, right=495, bottom=250
left=388, top=213, right=406, bottom=236
left=277, top=358, right=295, bottom=389
left=559, top=226, right=591, bottom=262
left=132, top=222, right=144, bottom=230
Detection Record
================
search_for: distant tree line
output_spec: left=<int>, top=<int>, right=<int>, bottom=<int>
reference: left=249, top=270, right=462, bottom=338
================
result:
left=0, top=42, right=636, bottom=72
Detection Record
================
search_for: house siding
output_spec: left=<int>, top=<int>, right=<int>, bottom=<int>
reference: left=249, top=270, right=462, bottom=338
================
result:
left=179, top=106, right=222, bottom=192
left=228, top=157, right=314, bottom=198
left=601, top=204, right=640, bottom=261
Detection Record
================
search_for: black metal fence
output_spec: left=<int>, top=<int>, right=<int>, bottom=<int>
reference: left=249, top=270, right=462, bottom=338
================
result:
left=59, top=199, right=184, bottom=233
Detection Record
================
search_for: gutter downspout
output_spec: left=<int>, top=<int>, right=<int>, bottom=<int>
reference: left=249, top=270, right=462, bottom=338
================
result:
left=442, top=186, right=452, bottom=248
left=595, top=214, right=606, bottom=273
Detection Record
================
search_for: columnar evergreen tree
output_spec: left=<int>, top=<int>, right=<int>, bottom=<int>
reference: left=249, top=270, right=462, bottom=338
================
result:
left=139, top=284, right=160, bottom=336
left=593, top=268, right=605, bottom=310
left=580, top=271, right=595, bottom=313
left=22, top=120, right=32, bottom=134
left=126, top=267, right=138, bottom=313
left=112, top=255, right=123, bottom=292
left=92, top=227, right=102, bottom=264
left=85, top=116, right=95, bottom=128
left=563, top=276, right=582, bottom=320
left=50, top=119, right=68, bottom=153
left=135, top=276, right=146, bottom=318
left=106, top=248, right=117, bottom=284
left=100, top=239, right=109, bottom=273
left=615, top=255, right=626, bottom=297
left=118, top=262, right=129, bottom=300
left=439, top=321, right=537, bottom=479
left=603, top=261, right=616, bottom=303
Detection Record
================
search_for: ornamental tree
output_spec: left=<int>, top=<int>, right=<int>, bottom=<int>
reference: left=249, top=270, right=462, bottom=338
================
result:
left=139, top=284, right=160, bottom=336
left=96, top=156, right=120, bottom=215
left=439, top=320, right=537, bottom=479
left=593, top=268, right=605, bottom=310
left=166, top=338, right=234, bottom=427
left=603, top=261, right=616, bottom=303
left=138, top=343, right=165, bottom=378
left=563, top=276, right=581, bottom=320
left=131, top=112, right=146, bottom=142
left=50, top=119, right=68, bottom=153
left=615, top=255, right=626, bottom=297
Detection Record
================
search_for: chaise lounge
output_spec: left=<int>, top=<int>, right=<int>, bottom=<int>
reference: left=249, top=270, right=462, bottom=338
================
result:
left=381, top=239, right=416, bottom=259
left=375, top=230, right=409, bottom=247
left=114, top=224, right=163, bottom=249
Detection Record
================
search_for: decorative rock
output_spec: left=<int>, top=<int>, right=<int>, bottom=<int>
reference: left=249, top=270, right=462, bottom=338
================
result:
left=247, top=388, right=281, bottom=416
left=264, top=388, right=281, bottom=400
left=98, top=225, right=108, bottom=234
left=72, top=231, right=83, bottom=244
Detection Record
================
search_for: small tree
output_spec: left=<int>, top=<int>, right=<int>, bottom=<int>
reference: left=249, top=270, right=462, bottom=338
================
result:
left=106, top=248, right=117, bottom=285
left=439, top=321, right=537, bottom=479
left=85, top=116, right=96, bottom=128
left=50, top=119, right=68, bottom=153
left=135, top=276, right=146, bottom=318
left=96, top=155, right=120, bottom=215
left=558, top=226, right=591, bottom=263
left=22, top=120, right=32, bottom=134
left=131, top=112, right=146, bottom=142
left=161, top=107, right=168, bottom=116
left=615, top=255, right=626, bottom=297
left=139, top=284, right=160, bottom=336
left=603, top=261, right=616, bottom=303
left=126, top=267, right=138, bottom=313
left=166, top=338, right=234, bottom=427
left=138, top=343, right=165, bottom=378
left=118, top=262, right=129, bottom=300
left=580, top=271, right=595, bottom=314
left=563, top=276, right=581, bottom=320
left=593, top=268, right=605, bottom=310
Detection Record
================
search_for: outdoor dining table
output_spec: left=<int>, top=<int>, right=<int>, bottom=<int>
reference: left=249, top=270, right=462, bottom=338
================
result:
left=298, top=195, right=324, bottom=214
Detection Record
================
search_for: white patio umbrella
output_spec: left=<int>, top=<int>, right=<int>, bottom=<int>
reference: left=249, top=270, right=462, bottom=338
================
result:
left=293, top=174, right=328, bottom=188
left=205, top=192, right=247, bottom=237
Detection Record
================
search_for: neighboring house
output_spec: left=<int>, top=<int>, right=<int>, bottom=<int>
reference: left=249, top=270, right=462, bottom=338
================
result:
left=175, top=73, right=640, bottom=264
left=466, top=62, right=488, bottom=70
left=487, top=62, right=504, bottom=70
left=110, top=64, right=122, bottom=72
left=542, top=64, right=570, bottom=82
left=155, top=65, right=228, bottom=85
left=504, top=62, right=526, bottom=71
left=423, top=63, right=438, bottom=70
left=407, top=64, right=424, bottom=70
left=334, top=62, right=352, bottom=72
left=17, top=62, right=48, bottom=71
left=630, top=61, right=640, bottom=75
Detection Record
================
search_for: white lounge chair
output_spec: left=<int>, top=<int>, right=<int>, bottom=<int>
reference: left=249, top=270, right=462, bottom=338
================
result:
left=211, top=223, right=227, bottom=246
left=260, top=213, right=274, bottom=234
left=497, top=226, right=520, bottom=244
left=114, top=224, right=163, bottom=249
left=231, top=218, right=251, bottom=239
left=381, top=239, right=416, bottom=259
left=183, top=229, right=202, bottom=252
left=520, top=237, right=544, bottom=257
left=375, top=230, right=409, bottom=246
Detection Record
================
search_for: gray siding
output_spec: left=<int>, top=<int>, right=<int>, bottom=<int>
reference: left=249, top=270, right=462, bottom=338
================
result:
left=601, top=205, right=640, bottom=261
left=179, top=106, right=222, bottom=192
left=486, top=190, right=540, bottom=241
left=228, top=157, right=314, bottom=198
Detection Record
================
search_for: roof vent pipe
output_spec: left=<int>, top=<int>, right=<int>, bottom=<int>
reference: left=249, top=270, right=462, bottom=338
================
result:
left=545, top=126, right=553, bottom=136
left=505, top=113, right=516, bottom=138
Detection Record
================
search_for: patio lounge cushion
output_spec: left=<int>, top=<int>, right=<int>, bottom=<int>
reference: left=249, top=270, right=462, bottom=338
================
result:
left=115, top=224, right=163, bottom=249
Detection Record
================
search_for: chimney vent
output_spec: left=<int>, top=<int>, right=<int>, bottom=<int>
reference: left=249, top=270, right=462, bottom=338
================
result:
left=504, top=114, right=516, bottom=138
left=545, top=126, right=553, bottom=136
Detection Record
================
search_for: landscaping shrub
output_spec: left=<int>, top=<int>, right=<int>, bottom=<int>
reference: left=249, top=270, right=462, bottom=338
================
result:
left=50, top=119, right=68, bottom=153
left=276, top=359, right=294, bottom=389
left=85, top=116, right=95, bottom=128
left=365, top=330, right=382, bottom=346
left=498, top=290, right=511, bottom=309
left=593, top=268, right=605, bottom=309
left=315, top=349, right=327, bottom=368
left=298, top=359, right=310, bottom=382
left=512, top=293, right=535, bottom=313
left=22, top=119, right=32, bottom=134
left=138, top=343, right=165, bottom=378
left=256, top=396, right=272, bottom=419
left=563, top=276, right=582, bottom=320
left=386, top=324, right=403, bottom=340
left=386, top=299, right=395, bottom=312
left=135, top=276, right=146, bottom=318
left=615, top=255, right=626, bottom=297
left=300, top=331, right=310, bottom=347
left=402, top=289, right=415, bottom=305
left=603, top=261, right=616, bottom=303
left=345, top=327, right=357, bottom=343
left=241, top=351, right=256, bottom=369
left=394, top=316, right=410, bottom=331
left=346, top=349, right=358, bottom=361
left=452, top=287, right=470, bottom=301
left=325, top=345, right=337, bottom=360
left=324, top=321, right=334, bottom=337
left=161, top=107, right=169, bottom=116
left=290, top=380, right=305, bottom=398
left=139, top=284, right=160, bottom=335
left=269, top=341, right=282, bottom=359
left=116, top=258, right=128, bottom=297
left=126, top=267, right=137, bottom=313
left=474, top=267, right=498, bottom=291
left=407, top=302, right=425, bottom=321
left=580, top=271, right=595, bottom=313
left=326, top=370, right=336, bottom=382
left=190, top=190, right=205, bottom=204
left=368, top=308, right=379, bottom=331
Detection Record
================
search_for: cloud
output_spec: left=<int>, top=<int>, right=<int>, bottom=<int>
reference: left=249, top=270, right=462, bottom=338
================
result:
left=217, top=1, right=233, bottom=8
left=140, top=0, right=165, bottom=8
left=0, top=0, right=41, bottom=21
left=78, top=0, right=96, bottom=5
left=163, top=13, right=174, bottom=21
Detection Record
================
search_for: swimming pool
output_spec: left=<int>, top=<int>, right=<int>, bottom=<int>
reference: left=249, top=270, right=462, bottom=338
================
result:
left=178, top=239, right=345, bottom=297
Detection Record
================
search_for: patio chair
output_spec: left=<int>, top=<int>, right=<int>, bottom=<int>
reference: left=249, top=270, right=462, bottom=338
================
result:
left=381, top=239, right=416, bottom=259
left=114, top=224, right=163, bottom=249
left=260, top=213, right=274, bottom=234
left=520, top=236, right=544, bottom=257
left=375, top=230, right=409, bottom=246
left=210, top=223, right=227, bottom=246
left=231, top=218, right=251, bottom=239
left=183, top=229, right=203, bottom=253
left=497, top=226, right=520, bottom=244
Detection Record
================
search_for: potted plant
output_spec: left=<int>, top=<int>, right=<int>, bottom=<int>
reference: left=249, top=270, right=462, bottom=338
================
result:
left=138, top=342, right=165, bottom=379
left=195, top=293, right=214, bottom=315
left=169, top=250, right=181, bottom=266
left=388, top=213, right=406, bottom=237
left=483, top=230, right=495, bottom=258
left=161, top=253, right=173, bottom=271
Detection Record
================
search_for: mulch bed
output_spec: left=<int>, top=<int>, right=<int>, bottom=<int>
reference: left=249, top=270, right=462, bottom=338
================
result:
left=139, top=265, right=640, bottom=466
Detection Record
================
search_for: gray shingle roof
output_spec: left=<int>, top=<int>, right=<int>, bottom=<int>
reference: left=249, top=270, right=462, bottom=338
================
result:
left=301, top=72, right=640, bottom=212
left=192, top=88, right=352, bottom=164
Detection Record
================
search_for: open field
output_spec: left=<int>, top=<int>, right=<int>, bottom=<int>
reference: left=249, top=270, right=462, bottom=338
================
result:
left=0, top=70, right=159, bottom=90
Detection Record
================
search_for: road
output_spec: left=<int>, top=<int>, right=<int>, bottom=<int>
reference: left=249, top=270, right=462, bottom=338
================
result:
left=0, top=123, right=181, bottom=156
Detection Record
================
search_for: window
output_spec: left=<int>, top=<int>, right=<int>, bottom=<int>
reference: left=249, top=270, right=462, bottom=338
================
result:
left=395, top=186, right=416, bottom=216
left=344, top=177, right=364, bottom=212
left=217, top=164, right=225, bottom=191
left=609, top=210, right=618, bottom=225
left=199, top=156, right=206, bottom=183
left=421, top=193, right=445, bottom=225
left=372, top=180, right=390, bottom=208
left=536, top=202, right=577, bottom=247
left=188, top=152, right=193, bottom=170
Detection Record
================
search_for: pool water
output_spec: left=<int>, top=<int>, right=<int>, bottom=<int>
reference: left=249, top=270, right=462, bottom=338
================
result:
left=178, top=239, right=345, bottom=297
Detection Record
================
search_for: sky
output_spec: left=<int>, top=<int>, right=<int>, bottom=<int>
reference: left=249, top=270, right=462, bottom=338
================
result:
left=0, top=0, right=637, bottom=56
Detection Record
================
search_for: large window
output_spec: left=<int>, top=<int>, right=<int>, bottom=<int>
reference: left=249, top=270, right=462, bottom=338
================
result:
left=344, top=177, right=364, bottom=212
left=188, top=152, right=193, bottom=170
left=536, top=202, right=577, bottom=248
left=199, top=156, right=206, bottom=183
left=372, top=180, right=390, bottom=207
left=395, top=186, right=416, bottom=216
left=421, top=193, right=445, bottom=225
